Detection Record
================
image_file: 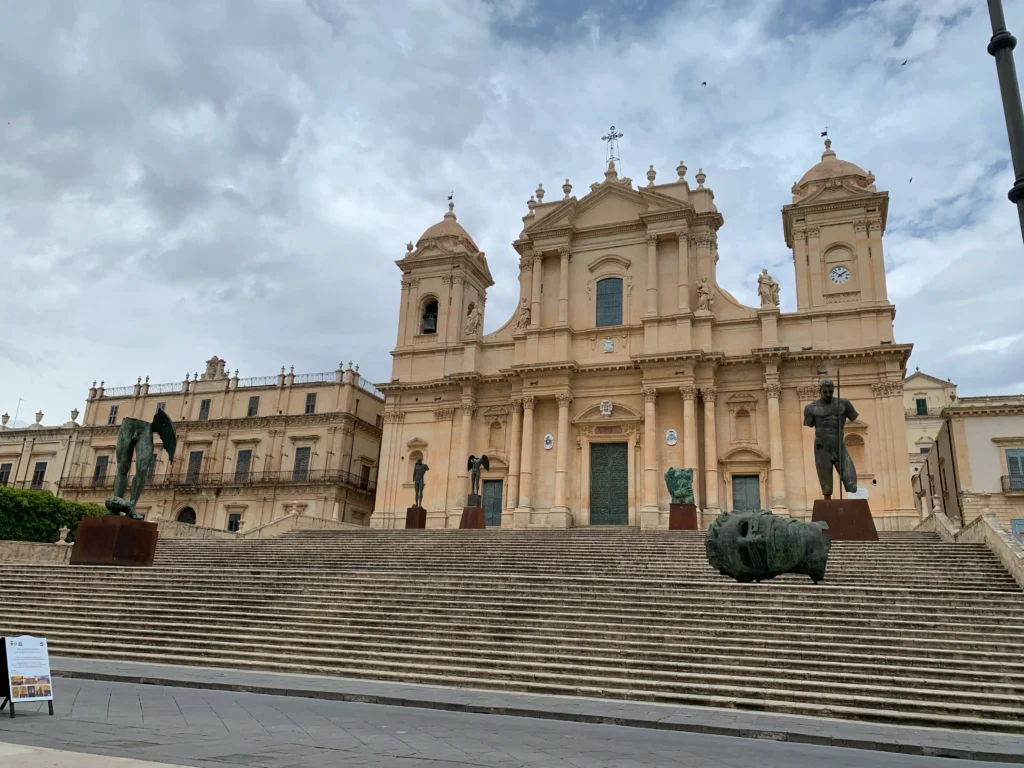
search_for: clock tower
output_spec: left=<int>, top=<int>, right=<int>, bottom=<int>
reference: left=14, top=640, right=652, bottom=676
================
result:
left=783, top=139, right=890, bottom=312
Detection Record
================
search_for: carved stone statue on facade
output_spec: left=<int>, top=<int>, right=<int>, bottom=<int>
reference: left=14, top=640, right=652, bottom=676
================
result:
left=513, top=297, right=531, bottom=330
left=803, top=380, right=858, bottom=499
left=105, top=410, right=177, bottom=519
left=463, top=302, right=483, bottom=337
left=757, top=269, right=780, bottom=307
left=695, top=277, right=715, bottom=312
left=467, top=455, right=490, bottom=496
left=412, top=457, right=429, bottom=507
left=664, top=467, right=695, bottom=505
left=706, top=510, right=831, bottom=584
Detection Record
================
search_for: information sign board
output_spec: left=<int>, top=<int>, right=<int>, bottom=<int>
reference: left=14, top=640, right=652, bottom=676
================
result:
left=1, top=635, right=54, bottom=718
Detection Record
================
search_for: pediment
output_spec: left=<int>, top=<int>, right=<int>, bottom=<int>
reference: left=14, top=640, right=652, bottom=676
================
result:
left=845, top=419, right=869, bottom=433
left=726, top=393, right=759, bottom=407
left=528, top=182, right=688, bottom=233
left=588, top=254, right=632, bottom=272
left=721, top=446, right=769, bottom=463
left=573, top=401, right=642, bottom=423
left=406, top=437, right=428, bottom=449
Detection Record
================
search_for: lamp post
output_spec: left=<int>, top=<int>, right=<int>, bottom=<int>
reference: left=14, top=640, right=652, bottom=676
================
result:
left=987, top=0, right=1024, bottom=242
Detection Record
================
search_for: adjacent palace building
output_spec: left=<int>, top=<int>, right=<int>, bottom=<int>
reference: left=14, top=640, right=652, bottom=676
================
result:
left=372, top=140, right=917, bottom=530
left=1, top=358, right=384, bottom=530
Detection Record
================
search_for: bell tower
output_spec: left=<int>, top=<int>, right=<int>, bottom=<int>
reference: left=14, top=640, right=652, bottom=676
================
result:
left=783, top=139, right=890, bottom=312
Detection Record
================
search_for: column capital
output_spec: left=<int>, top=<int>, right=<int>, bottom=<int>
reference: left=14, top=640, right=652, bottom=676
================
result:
left=642, top=387, right=658, bottom=403
left=522, top=395, right=536, bottom=411
left=805, top=226, right=820, bottom=238
left=871, top=381, right=904, bottom=396
left=519, top=258, right=533, bottom=274
left=510, top=396, right=524, bottom=409
left=400, top=276, right=418, bottom=290
left=679, top=385, right=698, bottom=401
left=558, top=244, right=572, bottom=260
left=676, top=227, right=689, bottom=242
left=460, top=400, right=476, bottom=414
left=555, top=391, right=574, bottom=407
left=646, top=233, right=658, bottom=246
left=763, top=382, right=782, bottom=399
left=433, top=407, right=455, bottom=420
left=701, top=385, right=717, bottom=403
left=796, top=384, right=820, bottom=400
left=532, top=253, right=543, bottom=266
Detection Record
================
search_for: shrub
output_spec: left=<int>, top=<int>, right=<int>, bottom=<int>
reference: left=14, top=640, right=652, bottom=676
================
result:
left=0, top=486, right=105, bottom=544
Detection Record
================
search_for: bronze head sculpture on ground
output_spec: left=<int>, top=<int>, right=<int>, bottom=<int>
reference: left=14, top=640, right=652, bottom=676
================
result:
left=803, top=379, right=858, bottom=499
left=467, top=455, right=489, bottom=497
left=706, top=510, right=831, bottom=584
left=105, top=410, right=177, bottom=520
left=664, top=467, right=695, bottom=505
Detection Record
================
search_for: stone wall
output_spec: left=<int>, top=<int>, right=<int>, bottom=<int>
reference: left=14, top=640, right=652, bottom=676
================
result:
left=155, top=521, right=237, bottom=540
left=916, top=510, right=1024, bottom=589
left=0, top=541, right=72, bottom=564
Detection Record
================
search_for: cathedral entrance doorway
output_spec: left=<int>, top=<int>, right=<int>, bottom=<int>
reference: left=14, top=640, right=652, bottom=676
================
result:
left=731, top=475, right=761, bottom=511
left=589, top=442, right=629, bottom=525
left=482, top=479, right=503, bottom=527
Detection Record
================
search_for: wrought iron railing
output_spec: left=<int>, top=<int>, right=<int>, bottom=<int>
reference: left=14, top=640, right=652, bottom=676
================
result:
left=358, top=379, right=385, bottom=401
left=149, top=382, right=182, bottom=394
left=60, top=469, right=375, bottom=493
left=236, top=375, right=278, bottom=389
left=1002, top=475, right=1024, bottom=492
left=102, top=386, right=134, bottom=397
left=3, top=480, right=51, bottom=491
left=905, top=407, right=941, bottom=417
left=294, top=372, right=334, bottom=385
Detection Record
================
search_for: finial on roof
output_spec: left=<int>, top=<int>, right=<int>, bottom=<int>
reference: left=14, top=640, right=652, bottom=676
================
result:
left=527, top=195, right=537, bottom=214
left=647, top=165, right=656, bottom=186
left=695, top=168, right=706, bottom=188
left=915, top=366, right=920, bottom=371
left=406, top=241, right=414, bottom=252
left=535, top=183, right=544, bottom=202
left=605, top=160, right=618, bottom=180
left=676, top=160, right=687, bottom=180
left=445, top=201, right=455, bottom=218
left=145, top=376, right=149, bottom=383
left=289, top=365, right=294, bottom=374
left=822, top=137, right=836, bottom=160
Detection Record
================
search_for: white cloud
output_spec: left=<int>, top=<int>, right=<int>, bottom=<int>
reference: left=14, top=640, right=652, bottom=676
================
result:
left=1, top=0, right=1022, bottom=425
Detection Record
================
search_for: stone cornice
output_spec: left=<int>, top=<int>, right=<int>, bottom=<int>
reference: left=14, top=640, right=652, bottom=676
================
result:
left=75, top=411, right=381, bottom=440
left=0, top=426, right=79, bottom=443
left=510, top=362, right=580, bottom=376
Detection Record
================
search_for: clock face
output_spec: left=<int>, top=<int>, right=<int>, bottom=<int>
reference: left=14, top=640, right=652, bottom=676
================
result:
left=829, top=265, right=851, bottom=285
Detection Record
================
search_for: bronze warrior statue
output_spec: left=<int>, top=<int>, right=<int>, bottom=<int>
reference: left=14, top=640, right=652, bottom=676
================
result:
left=412, top=457, right=429, bottom=508
left=803, top=379, right=858, bottom=499
left=105, top=409, right=177, bottom=519
left=467, top=455, right=489, bottom=497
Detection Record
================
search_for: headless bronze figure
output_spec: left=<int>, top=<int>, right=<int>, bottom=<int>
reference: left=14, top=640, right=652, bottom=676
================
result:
left=802, top=380, right=857, bottom=499
left=105, top=410, right=177, bottom=519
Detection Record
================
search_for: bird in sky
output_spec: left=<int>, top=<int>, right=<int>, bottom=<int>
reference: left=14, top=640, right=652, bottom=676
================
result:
left=909, top=177, right=913, bottom=183
left=902, top=59, right=908, bottom=65
left=701, top=81, right=706, bottom=87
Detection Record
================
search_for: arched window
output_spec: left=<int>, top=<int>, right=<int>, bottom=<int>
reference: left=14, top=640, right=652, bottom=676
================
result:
left=421, top=299, right=438, bottom=334
left=177, top=507, right=197, bottom=525
left=595, top=278, right=623, bottom=327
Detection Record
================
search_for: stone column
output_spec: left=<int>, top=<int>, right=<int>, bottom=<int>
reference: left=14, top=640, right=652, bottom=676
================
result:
left=552, top=391, right=573, bottom=517
left=681, top=385, right=699, bottom=500
left=642, top=387, right=658, bottom=513
left=765, top=381, right=787, bottom=512
left=702, top=386, right=719, bottom=513
left=457, top=398, right=475, bottom=506
left=646, top=234, right=658, bottom=316
left=515, top=396, right=536, bottom=527
left=448, top=275, right=465, bottom=344
left=397, top=276, right=413, bottom=346
left=868, top=220, right=888, bottom=302
left=530, top=253, right=543, bottom=328
left=807, top=227, right=824, bottom=307
left=677, top=230, right=690, bottom=311
left=557, top=246, right=571, bottom=325
left=506, top=397, right=523, bottom=510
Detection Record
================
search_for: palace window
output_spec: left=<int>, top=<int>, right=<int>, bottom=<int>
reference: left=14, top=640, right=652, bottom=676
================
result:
left=305, top=392, right=317, bottom=415
left=916, top=398, right=928, bottom=416
left=107, top=405, right=119, bottom=425
left=235, top=450, right=253, bottom=483
left=227, top=513, right=242, bottom=532
left=198, top=399, right=212, bottom=421
left=92, top=456, right=109, bottom=486
left=595, top=277, right=623, bottom=327
left=421, top=299, right=439, bottom=334
left=0, top=463, right=11, bottom=486
left=360, top=464, right=371, bottom=488
left=247, top=396, right=260, bottom=418
left=31, top=462, right=47, bottom=489
left=1006, top=449, right=1024, bottom=491
left=293, top=446, right=311, bottom=481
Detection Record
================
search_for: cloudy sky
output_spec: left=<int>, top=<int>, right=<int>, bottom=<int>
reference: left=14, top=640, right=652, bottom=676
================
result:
left=1, top=0, right=1021, bottom=426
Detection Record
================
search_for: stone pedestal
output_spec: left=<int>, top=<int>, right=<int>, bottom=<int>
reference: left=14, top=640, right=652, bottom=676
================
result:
left=70, top=516, right=158, bottom=567
left=467, top=493, right=482, bottom=508
left=459, top=506, right=485, bottom=529
left=811, top=499, right=879, bottom=541
left=669, top=503, right=698, bottom=530
left=405, top=506, right=427, bottom=529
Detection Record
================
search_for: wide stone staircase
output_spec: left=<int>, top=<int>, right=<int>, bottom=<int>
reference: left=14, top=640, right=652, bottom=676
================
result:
left=1, top=528, right=1022, bottom=733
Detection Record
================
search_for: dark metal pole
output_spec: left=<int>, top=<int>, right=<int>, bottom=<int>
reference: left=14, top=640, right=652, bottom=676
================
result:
left=837, top=368, right=843, bottom=501
left=987, top=0, right=1024, bottom=242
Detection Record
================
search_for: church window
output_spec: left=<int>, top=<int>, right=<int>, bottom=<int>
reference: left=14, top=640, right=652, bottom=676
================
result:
left=421, top=299, right=439, bottom=334
left=595, top=278, right=623, bottom=327
left=915, top=398, right=928, bottom=416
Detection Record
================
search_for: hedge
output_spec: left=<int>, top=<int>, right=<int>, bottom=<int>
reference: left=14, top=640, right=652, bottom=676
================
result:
left=0, top=486, right=106, bottom=544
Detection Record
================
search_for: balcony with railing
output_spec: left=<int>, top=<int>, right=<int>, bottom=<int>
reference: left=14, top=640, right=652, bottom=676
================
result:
left=1002, top=475, right=1024, bottom=493
left=905, top=407, right=942, bottom=418
left=358, top=378, right=384, bottom=401
left=294, top=372, right=335, bottom=385
left=60, top=468, right=376, bottom=493
left=1, top=480, right=52, bottom=492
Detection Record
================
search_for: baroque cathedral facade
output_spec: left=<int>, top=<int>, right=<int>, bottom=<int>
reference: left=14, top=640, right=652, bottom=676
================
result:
left=372, top=140, right=916, bottom=530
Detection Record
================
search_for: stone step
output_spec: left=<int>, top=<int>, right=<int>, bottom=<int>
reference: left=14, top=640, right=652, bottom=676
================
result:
left=25, top=637, right=1024, bottom=733
left=12, top=614, right=1024, bottom=682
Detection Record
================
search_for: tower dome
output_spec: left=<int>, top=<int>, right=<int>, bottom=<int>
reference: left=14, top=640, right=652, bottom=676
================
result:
left=415, top=202, right=479, bottom=252
left=792, top=138, right=876, bottom=200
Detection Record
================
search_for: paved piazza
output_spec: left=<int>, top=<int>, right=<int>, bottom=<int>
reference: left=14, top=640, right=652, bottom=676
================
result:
left=0, top=678, right=992, bottom=767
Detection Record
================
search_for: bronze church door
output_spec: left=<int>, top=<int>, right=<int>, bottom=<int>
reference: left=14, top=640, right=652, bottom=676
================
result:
left=482, top=479, right=503, bottom=527
left=731, top=475, right=761, bottom=511
left=590, top=442, right=628, bottom=525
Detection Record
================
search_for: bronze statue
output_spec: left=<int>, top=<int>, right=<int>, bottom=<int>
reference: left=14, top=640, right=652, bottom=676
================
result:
left=706, top=510, right=831, bottom=584
left=803, top=379, right=857, bottom=499
left=412, top=457, right=429, bottom=507
left=105, top=410, right=176, bottom=519
left=664, top=467, right=695, bottom=504
left=467, top=455, right=489, bottom=497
